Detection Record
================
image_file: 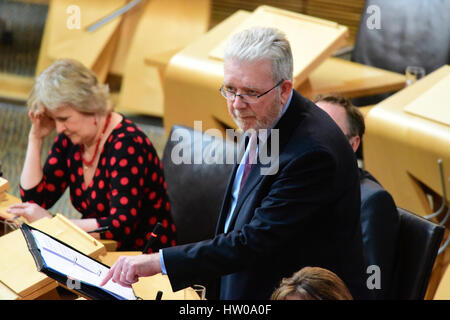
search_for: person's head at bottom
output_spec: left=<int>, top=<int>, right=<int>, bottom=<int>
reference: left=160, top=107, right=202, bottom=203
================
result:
left=271, top=266, right=353, bottom=300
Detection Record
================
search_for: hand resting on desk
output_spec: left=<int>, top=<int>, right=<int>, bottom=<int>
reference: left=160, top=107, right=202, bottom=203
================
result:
left=7, top=202, right=52, bottom=222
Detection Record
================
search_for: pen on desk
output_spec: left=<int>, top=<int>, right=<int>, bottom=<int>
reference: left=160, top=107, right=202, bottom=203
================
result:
left=142, top=222, right=163, bottom=253
left=87, top=226, right=110, bottom=234
left=155, top=290, right=163, bottom=300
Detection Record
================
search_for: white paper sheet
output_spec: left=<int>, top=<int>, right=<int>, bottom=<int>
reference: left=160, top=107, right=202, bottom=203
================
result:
left=31, top=229, right=136, bottom=300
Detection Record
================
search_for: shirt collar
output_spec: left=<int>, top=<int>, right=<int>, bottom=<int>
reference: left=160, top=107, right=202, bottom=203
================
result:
left=257, top=89, right=293, bottom=145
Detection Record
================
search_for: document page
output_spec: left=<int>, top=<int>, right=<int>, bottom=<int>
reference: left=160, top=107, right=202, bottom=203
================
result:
left=31, top=229, right=136, bottom=300
left=404, top=73, right=450, bottom=126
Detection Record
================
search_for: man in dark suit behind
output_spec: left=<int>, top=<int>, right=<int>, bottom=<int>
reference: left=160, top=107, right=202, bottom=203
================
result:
left=101, top=27, right=368, bottom=300
left=315, top=94, right=400, bottom=299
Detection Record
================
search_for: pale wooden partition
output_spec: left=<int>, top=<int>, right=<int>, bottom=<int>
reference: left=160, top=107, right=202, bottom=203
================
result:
left=364, top=65, right=450, bottom=217
left=162, top=5, right=405, bottom=137
left=210, top=0, right=366, bottom=45
left=363, top=65, right=450, bottom=299
left=0, top=214, right=106, bottom=299
left=163, top=5, right=348, bottom=136
left=6, top=0, right=210, bottom=117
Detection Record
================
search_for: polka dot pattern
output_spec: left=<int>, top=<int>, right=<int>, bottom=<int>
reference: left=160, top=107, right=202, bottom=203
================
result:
left=20, top=115, right=177, bottom=252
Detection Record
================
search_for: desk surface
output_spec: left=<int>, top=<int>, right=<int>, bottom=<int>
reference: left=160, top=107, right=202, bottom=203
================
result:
left=99, top=251, right=200, bottom=300
left=0, top=193, right=196, bottom=300
left=0, top=213, right=105, bottom=299
left=0, top=193, right=20, bottom=215
left=208, top=6, right=348, bottom=86
left=163, top=9, right=408, bottom=136
left=364, top=65, right=450, bottom=216
left=298, top=57, right=406, bottom=98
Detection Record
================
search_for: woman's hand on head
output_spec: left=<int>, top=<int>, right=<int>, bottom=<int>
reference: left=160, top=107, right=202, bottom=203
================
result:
left=28, top=109, right=55, bottom=140
left=7, top=202, right=53, bottom=223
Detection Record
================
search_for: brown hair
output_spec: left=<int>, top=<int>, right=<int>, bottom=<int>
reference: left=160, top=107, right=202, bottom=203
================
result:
left=313, top=94, right=365, bottom=139
left=271, top=266, right=353, bottom=300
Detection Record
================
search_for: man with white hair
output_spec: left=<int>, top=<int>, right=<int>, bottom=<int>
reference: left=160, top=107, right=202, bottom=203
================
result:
left=102, top=27, right=368, bottom=300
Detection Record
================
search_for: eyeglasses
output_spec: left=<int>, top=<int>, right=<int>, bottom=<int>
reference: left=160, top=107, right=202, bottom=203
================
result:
left=219, top=79, right=284, bottom=104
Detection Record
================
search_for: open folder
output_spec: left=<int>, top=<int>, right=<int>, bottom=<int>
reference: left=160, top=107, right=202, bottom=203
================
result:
left=20, top=223, right=137, bottom=300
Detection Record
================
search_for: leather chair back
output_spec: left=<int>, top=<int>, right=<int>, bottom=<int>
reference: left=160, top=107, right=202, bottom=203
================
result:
left=162, top=125, right=235, bottom=245
left=391, top=208, right=444, bottom=299
left=352, top=0, right=450, bottom=75
left=351, top=0, right=450, bottom=106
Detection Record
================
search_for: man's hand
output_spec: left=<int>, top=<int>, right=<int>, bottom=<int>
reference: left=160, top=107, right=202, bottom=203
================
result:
left=100, top=253, right=162, bottom=288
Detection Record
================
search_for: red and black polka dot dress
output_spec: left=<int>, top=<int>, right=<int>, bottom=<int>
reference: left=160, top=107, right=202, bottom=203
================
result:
left=20, top=116, right=177, bottom=252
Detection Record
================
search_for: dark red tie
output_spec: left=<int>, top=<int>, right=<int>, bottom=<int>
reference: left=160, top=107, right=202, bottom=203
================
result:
left=239, top=134, right=257, bottom=195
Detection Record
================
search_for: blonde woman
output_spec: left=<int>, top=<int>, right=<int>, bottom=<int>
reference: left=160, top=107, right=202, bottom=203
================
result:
left=7, top=59, right=177, bottom=252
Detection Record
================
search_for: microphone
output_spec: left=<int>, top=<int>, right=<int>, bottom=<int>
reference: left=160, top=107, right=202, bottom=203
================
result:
left=87, top=225, right=111, bottom=234
left=142, top=222, right=163, bottom=253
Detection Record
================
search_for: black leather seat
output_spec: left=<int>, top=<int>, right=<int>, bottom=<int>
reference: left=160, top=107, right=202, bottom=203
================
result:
left=390, top=208, right=444, bottom=299
left=162, top=125, right=237, bottom=299
left=351, top=0, right=450, bottom=106
left=162, top=125, right=235, bottom=245
left=359, top=170, right=444, bottom=299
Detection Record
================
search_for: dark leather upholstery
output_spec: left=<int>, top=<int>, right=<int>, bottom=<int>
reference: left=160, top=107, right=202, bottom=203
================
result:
left=162, top=125, right=235, bottom=245
left=359, top=168, right=444, bottom=299
left=391, top=208, right=444, bottom=299
left=353, top=0, right=450, bottom=74
left=351, top=0, right=450, bottom=105
left=162, top=125, right=236, bottom=300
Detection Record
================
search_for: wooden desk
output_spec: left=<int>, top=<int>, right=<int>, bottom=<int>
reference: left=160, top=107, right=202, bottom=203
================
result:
left=31, top=0, right=210, bottom=117
left=363, top=66, right=450, bottom=299
left=163, top=6, right=348, bottom=136
left=0, top=73, right=34, bottom=102
left=433, top=253, right=450, bottom=300
left=0, top=214, right=105, bottom=299
left=297, top=57, right=406, bottom=99
left=163, top=7, right=406, bottom=136
left=98, top=251, right=200, bottom=300
left=364, top=65, right=450, bottom=217
left=0, top=193, right=21, bottom=220
left=117, top=0, right=210, bottom=116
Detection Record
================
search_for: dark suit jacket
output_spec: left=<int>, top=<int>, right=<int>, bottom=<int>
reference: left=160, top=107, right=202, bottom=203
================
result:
left=162, top=90, right=368, bottom=299
left=360, top=168, right=399, bottom=299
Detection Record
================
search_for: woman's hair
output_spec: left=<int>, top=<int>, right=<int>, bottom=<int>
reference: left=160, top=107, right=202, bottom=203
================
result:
left=271, top=266, right=353, bottom=300
left=224, top=27, right=293, bottom=83
left=27, top=59, right=111, bottom=114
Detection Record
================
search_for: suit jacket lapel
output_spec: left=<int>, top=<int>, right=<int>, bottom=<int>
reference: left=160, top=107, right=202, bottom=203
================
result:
left=225, top=90, right=305, bottom=232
